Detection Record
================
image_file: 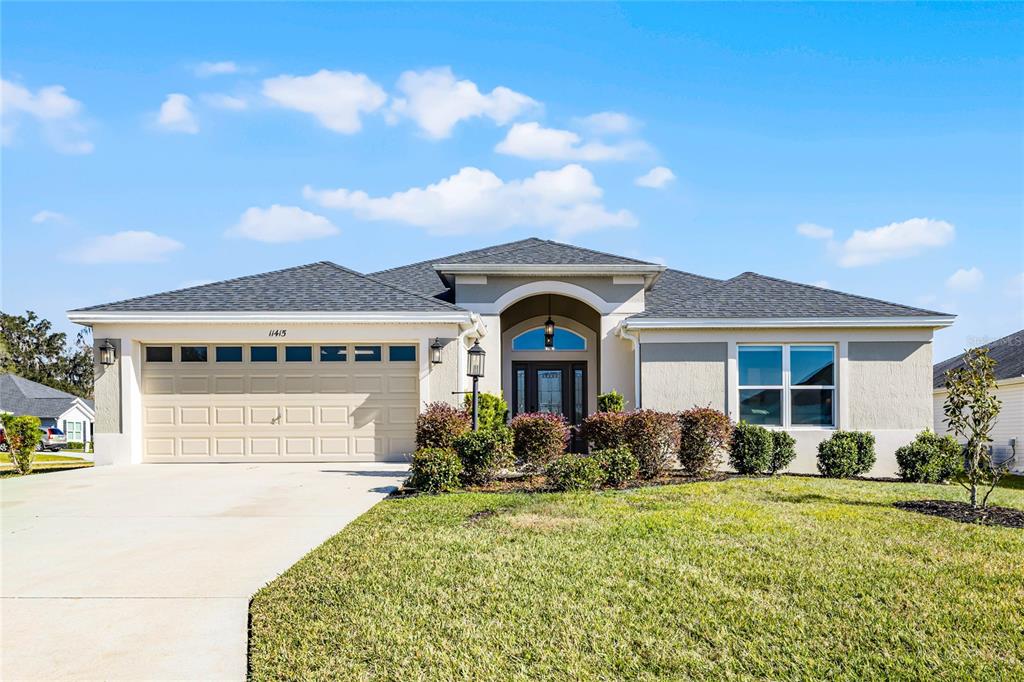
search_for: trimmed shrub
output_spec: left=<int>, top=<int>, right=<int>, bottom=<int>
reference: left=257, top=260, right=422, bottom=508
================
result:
left=510, top=412, right=570, bottom=470
left=579, top=411, right=627, bottom=451
left=597, top=390, right=626, bottom=413
left=1, top=414, right=41, bottom=475
left=624, top=410, right=681, bottom=479
left=547, top=454, right=606, bottom=492
left=729, top=422, right=773, bottom=475
left=595, top=446, right=639, bottom=487
left=416, top=402, right=470, bottom=450
left=408, top=447, right=463, bottom=493
left=769, top=430, right=797, bottom=475
left=896, top=430, right=963, bottom=483
left=817, top=430, right=876, bottom=478
left=454, top=426, right=514, bottom=485
left=463, top=392, right=508, bottom=431
left=677, top=407, right=732, bottom=477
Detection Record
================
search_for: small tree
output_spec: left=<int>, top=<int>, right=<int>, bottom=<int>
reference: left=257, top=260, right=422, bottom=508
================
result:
left=597, top=390, right=626, bottom=413
left=462, top=392, right=508, bottom=431
left=943, top=347, right=1004, bottom=508
left=1, top=413, right=42, bottom=474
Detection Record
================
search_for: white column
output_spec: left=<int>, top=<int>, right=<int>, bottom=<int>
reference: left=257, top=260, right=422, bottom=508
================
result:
left=726, top=341, right=739, bottom=421
left=599, top=314, right=634, bottom=412
left=475, top=314, right=502, bottom=395
left=838, top=340, right=850, bottom=429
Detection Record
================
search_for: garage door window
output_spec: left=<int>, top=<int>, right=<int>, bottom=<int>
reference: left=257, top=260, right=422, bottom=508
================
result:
left=146, top=346, right=172, bottom=362
left=285, top=346, right=313, bottom=362
left=389, top=345, right=416, bottom=362
left=181, top=346, right=208, bottom=362
left=251, top=346, right=278, bottom=362
left=216, top=346, right=243, bottom=362
left=320, top=345, right=347, bottom=362
left=354, top=345, right=381, bottom=362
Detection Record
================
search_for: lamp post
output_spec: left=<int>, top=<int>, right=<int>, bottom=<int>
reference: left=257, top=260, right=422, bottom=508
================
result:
left=466, top=339, right=486, bottom=431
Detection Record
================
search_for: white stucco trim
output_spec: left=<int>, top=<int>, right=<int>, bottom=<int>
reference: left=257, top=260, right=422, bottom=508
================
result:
left=624, top=316, right=955, bottom=329
left=67, top=311, right=475, bottom=325
left=615, top=322, right=641, bottom=409
left=433, top=263, right=665, bottom=289
left=466, top=280, right=642, bottom=315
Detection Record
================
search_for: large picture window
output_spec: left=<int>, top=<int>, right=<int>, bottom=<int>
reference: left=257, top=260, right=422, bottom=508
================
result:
left=738, top=344, right=835, bottom=428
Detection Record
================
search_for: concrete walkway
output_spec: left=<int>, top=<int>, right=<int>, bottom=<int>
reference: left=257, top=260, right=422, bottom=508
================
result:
left=1, top=463, right=407, bottom=680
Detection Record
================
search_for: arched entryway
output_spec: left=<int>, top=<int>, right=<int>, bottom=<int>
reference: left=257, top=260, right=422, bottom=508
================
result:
left=500, top=294, right=601, bottom=448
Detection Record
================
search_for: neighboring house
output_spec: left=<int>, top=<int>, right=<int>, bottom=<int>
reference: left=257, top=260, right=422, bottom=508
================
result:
left=933, top=329, right=1023, bottom=473
left=0, top=373, right=96, bottom=447
left=67, top=237, right=953, bottom=475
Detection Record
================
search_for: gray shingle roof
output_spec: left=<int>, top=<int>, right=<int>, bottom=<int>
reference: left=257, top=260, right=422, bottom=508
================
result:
left=643, top=268, right=723, bottom=315
left=933, top=329, right=1024, bottom=389
left=371, top=237, right=655, bottom=299
left=632, top=271, right=948, bottom=319
left=0, top=374, right=91, bottom=419
left=71, top=262, right=462, bottom=313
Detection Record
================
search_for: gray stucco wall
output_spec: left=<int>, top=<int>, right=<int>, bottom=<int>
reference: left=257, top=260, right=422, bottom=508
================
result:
left=640, top=342, right=727, bottom=412
left=456, top=275, right=643, bottom=306
left=848, top=341, right=932, bottom=430
left=427, top=337, right=461, bottom=408
left=93, top=339, right=121, bottom=433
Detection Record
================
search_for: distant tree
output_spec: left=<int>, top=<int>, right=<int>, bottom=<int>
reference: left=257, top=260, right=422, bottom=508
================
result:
left=0, top=311, right=94, bottom=399
left=943, top=347, right=1004, bottom=508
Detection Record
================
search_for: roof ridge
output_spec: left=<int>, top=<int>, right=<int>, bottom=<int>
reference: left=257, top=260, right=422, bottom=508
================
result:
left=318, top=261, right=465, bottom=311
left=534, top=238, right=657, bottom=266
left=71, top=262, right=329, bottom=312
left=739, top=271, right=950, bottom=317
left=370, top=238, right=543, bottom=275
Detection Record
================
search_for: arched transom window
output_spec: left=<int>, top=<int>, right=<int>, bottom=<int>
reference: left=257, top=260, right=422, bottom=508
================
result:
left=512, top=327, right=586, bottom=351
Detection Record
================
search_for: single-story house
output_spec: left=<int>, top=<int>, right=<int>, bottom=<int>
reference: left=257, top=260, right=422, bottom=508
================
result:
left=67, top=237, right=954, bottom=475
left=933, top=328, right=1023, bottom=473
left=0, top=373, right=96, bottom=447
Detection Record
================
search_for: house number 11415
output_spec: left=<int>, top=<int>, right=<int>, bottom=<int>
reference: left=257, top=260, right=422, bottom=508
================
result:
left=268, top=329, right=287, bottom=337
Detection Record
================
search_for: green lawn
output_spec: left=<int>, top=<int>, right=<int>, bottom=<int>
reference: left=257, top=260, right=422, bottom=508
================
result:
left=249, top=476, right=1024, bottom=681
left=0, top=453, right=92, bottom=477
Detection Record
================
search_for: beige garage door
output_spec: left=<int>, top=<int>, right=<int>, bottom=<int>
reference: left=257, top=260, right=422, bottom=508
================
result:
left=141, top=343, right=419, bottom=462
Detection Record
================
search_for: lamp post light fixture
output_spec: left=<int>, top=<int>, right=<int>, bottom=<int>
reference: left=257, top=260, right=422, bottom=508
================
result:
left=430, top=338, right=444, bottom=365
left=466, top=339, right=486, bottom=430
left=98, top=341, right=116, bottom=366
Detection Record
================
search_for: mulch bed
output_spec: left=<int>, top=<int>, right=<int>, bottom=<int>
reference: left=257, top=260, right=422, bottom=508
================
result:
left=894, top=499, right=1024, bottom=529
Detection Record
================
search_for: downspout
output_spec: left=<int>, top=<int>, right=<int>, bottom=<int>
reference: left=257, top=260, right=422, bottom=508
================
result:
left=615, top=321, right=641, bottom=409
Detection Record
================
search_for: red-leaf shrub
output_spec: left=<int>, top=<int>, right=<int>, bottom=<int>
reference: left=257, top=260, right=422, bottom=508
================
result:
left=623, top=409, right=681, bottom=479
left=510, top=412, right=570, bottom=470
left=678, top=407, right=732, bottom=476
left=579, top=411, right=627, bottom=451
left=416, top=402, right=470, bottom=450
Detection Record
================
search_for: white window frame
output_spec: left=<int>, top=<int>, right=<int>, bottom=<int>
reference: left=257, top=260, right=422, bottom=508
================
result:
left=737, top=343, right=837, bottom=429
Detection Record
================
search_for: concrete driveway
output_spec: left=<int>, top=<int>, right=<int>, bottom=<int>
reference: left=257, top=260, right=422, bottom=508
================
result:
left=1, top=463, right=407, bottom=680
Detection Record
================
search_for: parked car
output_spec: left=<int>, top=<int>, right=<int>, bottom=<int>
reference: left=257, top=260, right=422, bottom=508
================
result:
left=38, top=427, right=67, bottom=452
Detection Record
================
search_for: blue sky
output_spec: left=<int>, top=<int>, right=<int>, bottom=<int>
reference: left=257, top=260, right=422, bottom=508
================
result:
left=2, top=2, right=1021, bottom=360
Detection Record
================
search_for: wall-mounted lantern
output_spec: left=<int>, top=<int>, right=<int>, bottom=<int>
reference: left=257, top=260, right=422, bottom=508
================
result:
left=544, top=294, right=555, bottom=349
left=430, top=338, right=444, bottom=365
left=99, top=341, right=117, bottom=366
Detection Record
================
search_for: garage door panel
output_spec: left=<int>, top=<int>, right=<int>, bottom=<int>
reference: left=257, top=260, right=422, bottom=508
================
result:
left=214, top=406, right=245, bottom=426
left=284, top=406, right=314, bottom=425
left=179, top=406, right=210, bottom=425
left=142, top=343, right=417, bottom=462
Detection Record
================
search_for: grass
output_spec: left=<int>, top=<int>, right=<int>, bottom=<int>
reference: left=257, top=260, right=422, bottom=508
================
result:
left=249, top=476, right=1024, bottom=681
left=0, top=453, right=93, bottom=478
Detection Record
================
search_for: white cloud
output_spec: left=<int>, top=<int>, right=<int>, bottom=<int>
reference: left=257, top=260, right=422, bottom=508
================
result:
left=946, top=267, right=984, bottom=293
left=304, top=163, right=636, bottom=237
left=262, top=69, right=387, bottom=134
left=576, top=111, right=636, bottom=135
left=156, top=94, right=199, bottom=133
left=389, top=67, right=538, bottom=139
left=1, top=78, right=94, bottom=154
left=227, top=204, right=339, bottom=243
left=31, top=210, right=67, bottom=224
left=496, top=122, right=645, bottom=162
left=796, top=222, right=834, bottom=240
left=1006, top=272, right=1024, bottom=298
left=78, top=231, right=184, bottom=264
left=194, top=61, right=239, bottom=77
left=181, top=278, right=215, bottom=288
left=201, top=93, right=248, bottom=110
left=634, top=166, right=676, bottom=189
left=837, top=218, right=955, bottom=267
left=811, top=280, right=830, bottom=289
